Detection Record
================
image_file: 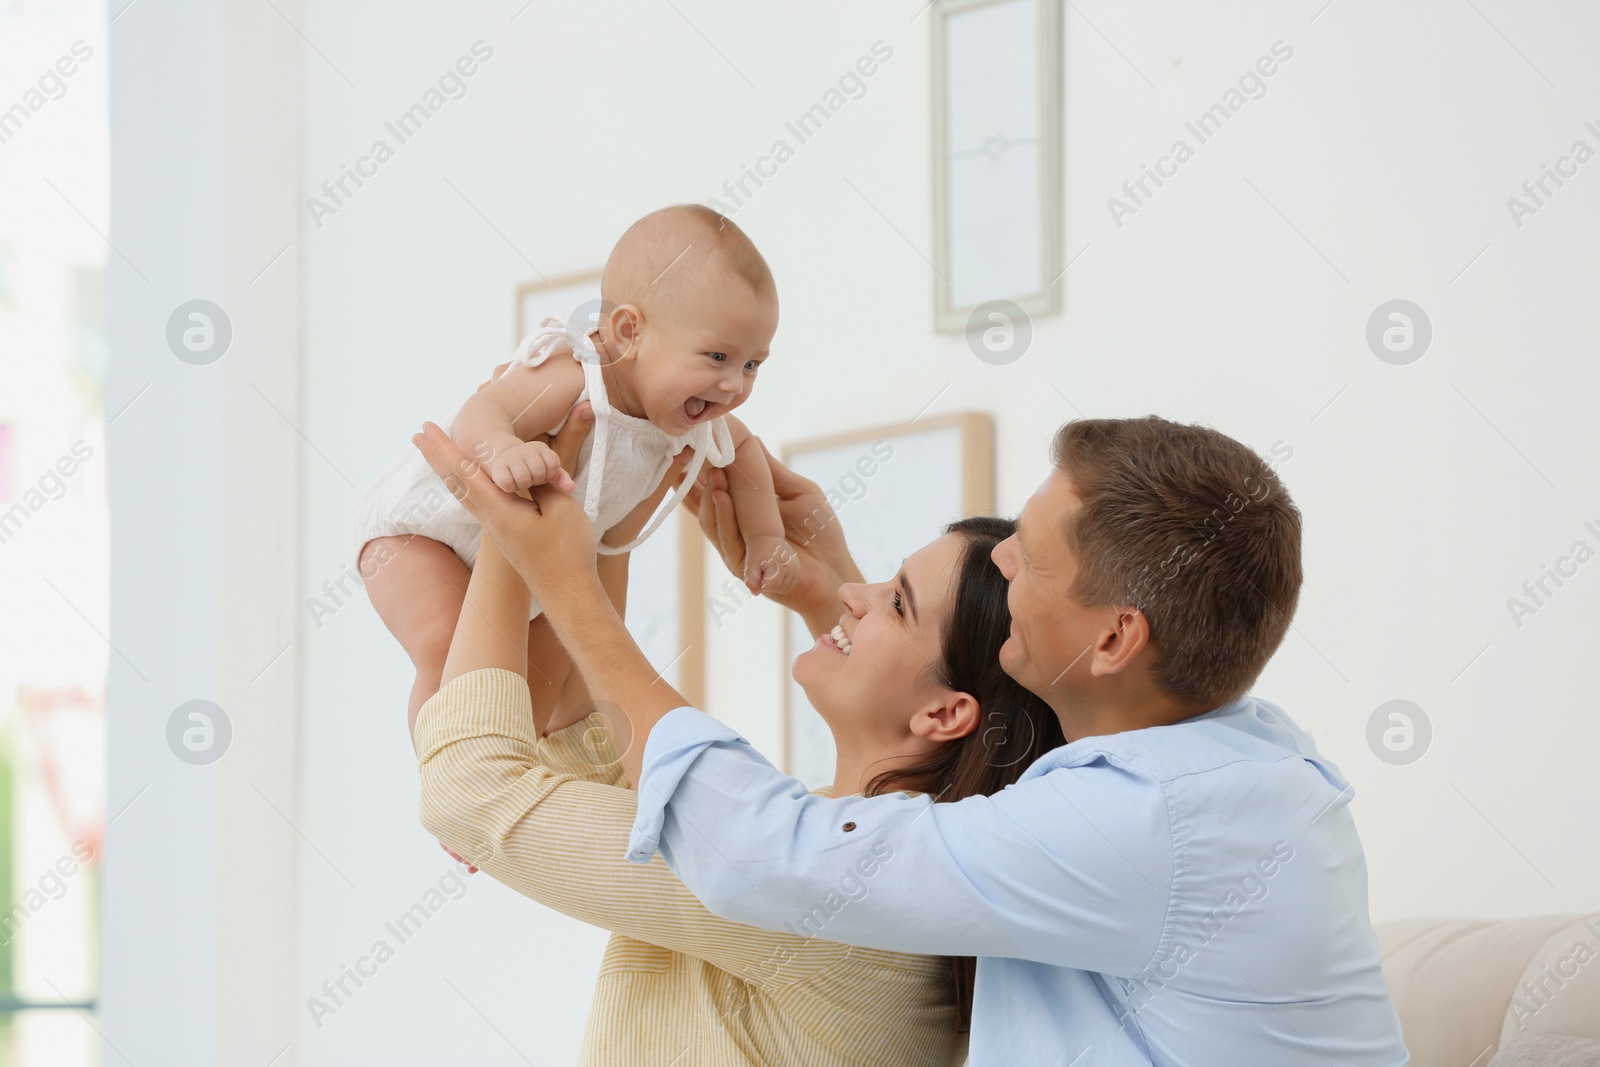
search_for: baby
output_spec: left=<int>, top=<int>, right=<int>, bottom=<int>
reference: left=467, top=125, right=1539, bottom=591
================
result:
left=353, top=204, right=790, bottom=733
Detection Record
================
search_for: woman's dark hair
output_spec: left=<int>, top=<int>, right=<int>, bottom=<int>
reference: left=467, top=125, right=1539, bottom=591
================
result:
left=863, top=514, right=1066, bottom=1033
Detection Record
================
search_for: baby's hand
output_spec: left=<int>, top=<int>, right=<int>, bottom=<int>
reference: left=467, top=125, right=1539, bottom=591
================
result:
left=744, top=534, right=798, bottom=598
left=487, top=440, right=574, bottom=494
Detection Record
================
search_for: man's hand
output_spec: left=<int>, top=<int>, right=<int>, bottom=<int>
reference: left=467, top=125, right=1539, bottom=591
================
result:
left=413, top=421, right=599, bottom=610
left=684, top=438, right=864, bottom=635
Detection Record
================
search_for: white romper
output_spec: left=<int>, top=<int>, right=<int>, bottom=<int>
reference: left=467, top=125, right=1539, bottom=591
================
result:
left=350, top=314, right=737, bottom=618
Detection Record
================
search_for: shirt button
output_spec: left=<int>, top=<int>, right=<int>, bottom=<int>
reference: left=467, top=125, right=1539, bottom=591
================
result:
left=842, top=822, right=857, bottom=832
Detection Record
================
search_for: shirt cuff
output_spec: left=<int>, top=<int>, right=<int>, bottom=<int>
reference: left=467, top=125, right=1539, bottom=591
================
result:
left=625, top=706, right=744, bottom=864
left=413, top=667, right=537, bottom=766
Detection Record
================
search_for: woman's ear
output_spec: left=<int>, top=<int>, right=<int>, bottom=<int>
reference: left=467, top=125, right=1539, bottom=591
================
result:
left=911, top=691, right=981, bottom=744
left=605, top=303, right=643, bottom=359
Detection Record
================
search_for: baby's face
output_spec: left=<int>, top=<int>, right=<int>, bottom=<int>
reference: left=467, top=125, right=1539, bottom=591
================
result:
left=634, top=276, right=778, bottom=434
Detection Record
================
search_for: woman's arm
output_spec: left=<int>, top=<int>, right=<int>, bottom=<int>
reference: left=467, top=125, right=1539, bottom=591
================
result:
left=440, top=525, right=532, bottom=687
left=415, top=670, right=849, bottom=985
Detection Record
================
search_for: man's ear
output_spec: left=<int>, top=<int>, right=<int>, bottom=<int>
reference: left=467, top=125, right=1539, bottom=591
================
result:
left=1089, top=605, right=1153, bottom=678
left=605, top=303, right=644, bottom=358
left=911, top=691, right=981, bottom=744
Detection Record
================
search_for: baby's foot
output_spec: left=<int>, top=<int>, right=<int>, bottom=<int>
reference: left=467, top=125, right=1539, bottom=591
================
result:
left=744, top=535, right=797, bottom=598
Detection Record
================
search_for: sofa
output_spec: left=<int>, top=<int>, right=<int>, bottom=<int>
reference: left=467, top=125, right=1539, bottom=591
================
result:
left=1376, top=912, right=1600, bottom=1065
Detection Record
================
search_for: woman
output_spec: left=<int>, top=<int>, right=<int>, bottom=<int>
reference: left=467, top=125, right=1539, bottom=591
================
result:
left=414, top=413, right=1061, bottom=1065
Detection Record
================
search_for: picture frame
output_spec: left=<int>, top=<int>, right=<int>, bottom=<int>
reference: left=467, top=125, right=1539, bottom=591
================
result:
left=780, top=412, right=995, bottom=787
left=514, top=271, right=705, bottom=707
left=930, top=0, right=1063, bottom=331
left=515, top=269, right=606, bottom=345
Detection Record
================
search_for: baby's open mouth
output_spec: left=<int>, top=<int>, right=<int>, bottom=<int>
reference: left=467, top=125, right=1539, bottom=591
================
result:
left=684, top=397, right=709, bottom=421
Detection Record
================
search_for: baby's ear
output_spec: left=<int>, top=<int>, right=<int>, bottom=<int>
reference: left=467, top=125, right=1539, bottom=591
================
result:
left=606, top=303, right=644, bottom=354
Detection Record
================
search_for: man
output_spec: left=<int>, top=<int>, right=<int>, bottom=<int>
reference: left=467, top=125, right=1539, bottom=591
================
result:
left=413, top=415, right=1408, bottom=1066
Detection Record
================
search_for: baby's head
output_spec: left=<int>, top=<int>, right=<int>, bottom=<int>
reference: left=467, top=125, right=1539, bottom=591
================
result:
left=596, top=205, right=778, bottom=434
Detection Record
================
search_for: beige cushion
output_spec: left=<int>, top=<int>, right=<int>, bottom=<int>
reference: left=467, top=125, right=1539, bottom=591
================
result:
left=1499, top=915, right=1600, bottom=1045
left=1488, top=1032, right=1600, bottom=1066
left=1375, top=915, right=1585, bottom=1067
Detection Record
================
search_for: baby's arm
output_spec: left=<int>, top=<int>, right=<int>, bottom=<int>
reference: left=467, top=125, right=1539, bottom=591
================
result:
left=451, top=354, right=587, bottom=493
left=721, top=416, right=797, bottom=597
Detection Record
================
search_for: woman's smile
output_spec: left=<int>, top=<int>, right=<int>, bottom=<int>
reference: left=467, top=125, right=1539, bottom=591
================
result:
left=828, top=623, right=853, bottom=654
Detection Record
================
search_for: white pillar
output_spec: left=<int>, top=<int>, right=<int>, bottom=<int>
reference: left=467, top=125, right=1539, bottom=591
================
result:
left=104, top=0, right=300, bottom=1062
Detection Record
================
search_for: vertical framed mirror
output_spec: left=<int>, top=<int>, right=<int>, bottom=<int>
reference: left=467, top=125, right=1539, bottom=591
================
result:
left=931, top=0, right=1062, bottom=330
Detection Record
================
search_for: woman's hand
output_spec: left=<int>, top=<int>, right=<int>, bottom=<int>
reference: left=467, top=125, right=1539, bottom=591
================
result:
left=413, top=421, right=599, bottom=610
left=684, top=439, right=864, bottom=635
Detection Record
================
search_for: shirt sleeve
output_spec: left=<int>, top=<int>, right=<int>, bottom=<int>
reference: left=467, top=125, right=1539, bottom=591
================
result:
left=628, top=707, right=1174, bottom=975
left=414, top=670, right=851, bottom=986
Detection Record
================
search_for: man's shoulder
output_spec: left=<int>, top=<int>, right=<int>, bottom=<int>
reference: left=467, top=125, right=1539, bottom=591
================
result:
left=1034, top=696, right=1343, bottom=794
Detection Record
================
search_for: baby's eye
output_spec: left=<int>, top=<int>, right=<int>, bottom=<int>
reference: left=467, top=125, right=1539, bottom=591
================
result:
left=707, top=352, right=727, bottom=363
left=744, top=359, right=760, bottom=373
left=892, top=589, right=904, bottom=617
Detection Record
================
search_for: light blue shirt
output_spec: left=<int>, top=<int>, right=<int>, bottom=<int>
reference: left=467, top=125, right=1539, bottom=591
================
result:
left=627, top=694, right=1409, bottom=1066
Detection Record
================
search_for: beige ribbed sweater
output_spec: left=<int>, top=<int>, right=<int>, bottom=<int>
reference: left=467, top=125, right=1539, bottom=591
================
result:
left=415, top=668, right=965, bottom=1067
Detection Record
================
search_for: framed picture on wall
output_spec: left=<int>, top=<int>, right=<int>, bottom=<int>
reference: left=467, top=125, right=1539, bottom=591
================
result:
left=781, top=412, right=994, bottom=788
left=930, top=0, right=1062, bottom=331
left=514, top=271, right=706, bottom=707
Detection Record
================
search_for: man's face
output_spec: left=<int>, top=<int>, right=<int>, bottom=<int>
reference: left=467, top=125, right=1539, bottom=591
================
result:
left=990, top=470, right=1111, bottom=720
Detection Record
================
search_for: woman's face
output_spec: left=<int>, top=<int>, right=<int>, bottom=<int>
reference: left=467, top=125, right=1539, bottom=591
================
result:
left=792, top=533, right=967, bottom=750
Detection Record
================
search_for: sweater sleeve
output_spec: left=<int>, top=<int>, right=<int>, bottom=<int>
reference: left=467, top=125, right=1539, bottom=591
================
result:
left=532, top=713, right=631, bottom=789
left=414, top=668, right=850, bottom=987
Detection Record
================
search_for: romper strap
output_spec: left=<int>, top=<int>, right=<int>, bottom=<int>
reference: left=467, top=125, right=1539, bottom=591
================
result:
left=596, top=445, right=711, bottom=556
left=513, top=313, right=598, bottom=371
left=516, top=312, right=612, bottom=524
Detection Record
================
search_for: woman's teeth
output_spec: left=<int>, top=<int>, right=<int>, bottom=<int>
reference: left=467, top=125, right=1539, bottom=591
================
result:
left=829, top=624, right=852, bottom=655
left=685, top=397, right=707, bottom=419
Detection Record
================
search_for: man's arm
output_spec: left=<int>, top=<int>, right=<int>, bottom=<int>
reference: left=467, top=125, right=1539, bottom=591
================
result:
left=626, top=711, right=1173, bottom=973
left=417, top=674, right=853, bottom=987
left=407, top=424, right=1170, bottom=971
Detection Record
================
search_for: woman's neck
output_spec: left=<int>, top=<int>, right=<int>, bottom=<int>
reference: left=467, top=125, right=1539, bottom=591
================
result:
left=829, top=742, right=923, bottom=798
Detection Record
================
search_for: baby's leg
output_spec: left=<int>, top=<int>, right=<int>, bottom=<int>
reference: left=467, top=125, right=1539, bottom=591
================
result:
left=360, top=534, right=471, bottom=743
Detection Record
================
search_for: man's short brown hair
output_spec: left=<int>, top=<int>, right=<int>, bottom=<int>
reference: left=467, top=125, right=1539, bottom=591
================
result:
left=1050, top=416, right=1301, bottom=707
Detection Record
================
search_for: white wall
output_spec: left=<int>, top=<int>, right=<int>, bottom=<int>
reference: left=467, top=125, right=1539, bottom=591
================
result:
left=112, top=0, right=1600, bottom=1062
left=105, top=0, right=300, bottom=1063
